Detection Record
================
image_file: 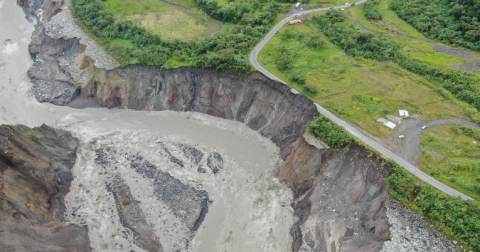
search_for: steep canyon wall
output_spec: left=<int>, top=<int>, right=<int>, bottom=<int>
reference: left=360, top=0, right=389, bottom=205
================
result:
left=16, top=0, right=391, bottom=251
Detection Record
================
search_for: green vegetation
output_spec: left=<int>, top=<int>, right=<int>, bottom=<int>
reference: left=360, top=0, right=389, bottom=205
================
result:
left=303, top=0, right=352, bottom=9
left=259, top=15, right=470, bottom=137
left=72, top=0, right=283, bottom=71
left=348, top=2, right=480, bottom=80
left=310, top=11, right=480, bottom=120
left=309, top=116, right=354, bottom=148
left=418, top=125, right=480, bottom=200
left=349, top=0, right=427, bottom=39
left=391, top=0, right=480, bottom=51
left=387, top=164, right=480, bottom=252
left=363, top=0, right=382, bottom=20
left=101, top=0, right=176, bottom=16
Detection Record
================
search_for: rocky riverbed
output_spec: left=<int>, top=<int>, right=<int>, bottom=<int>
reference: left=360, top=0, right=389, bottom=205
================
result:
left=0, top=0, right=466, bottom=251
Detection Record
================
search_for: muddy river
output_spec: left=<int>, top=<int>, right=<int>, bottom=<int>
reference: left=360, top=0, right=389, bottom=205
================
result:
left=0, top=1, right=293, bottom=251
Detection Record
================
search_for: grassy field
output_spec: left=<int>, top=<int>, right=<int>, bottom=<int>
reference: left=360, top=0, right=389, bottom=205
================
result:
left=258, top=16, right=468, bottom=138
left=305, top=0, right=352, bottom=9
left=101, top=0, right=176, bottom=16
left=348, top=0, right=426, bottom=38
left=348, top=0, right=480, bottom=70
left=127, top=10, right=222, bottom=41
left=102, top=0, right=226, bottom=42
left=418, top=125, right=480, bottom=200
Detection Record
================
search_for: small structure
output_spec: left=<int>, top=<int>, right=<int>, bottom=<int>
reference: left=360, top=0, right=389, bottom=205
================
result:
left=398, top=110, right=409, bottom=118
left=383, top=121, right=397, bottom=129
left=288, top=19, right=302, bottom=25
left=377, top=118, right=397, bottom=129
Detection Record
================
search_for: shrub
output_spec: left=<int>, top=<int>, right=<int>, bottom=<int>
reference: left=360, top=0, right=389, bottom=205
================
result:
left=289, top=71, right=306, bottom=85
left=303, top=83, right=319, bottom=97
left=363, top=0, right=382, bottom=20
left=309, top=115, right=354, bottom=148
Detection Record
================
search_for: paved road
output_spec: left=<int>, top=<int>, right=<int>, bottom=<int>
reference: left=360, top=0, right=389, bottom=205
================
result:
left=250, top=0, right=368, bottom=85
left=249, top=1, right=473, bottom=200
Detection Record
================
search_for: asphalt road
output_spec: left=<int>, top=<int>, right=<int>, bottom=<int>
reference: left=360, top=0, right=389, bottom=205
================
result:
left=249, top=1, right=474, bottom=200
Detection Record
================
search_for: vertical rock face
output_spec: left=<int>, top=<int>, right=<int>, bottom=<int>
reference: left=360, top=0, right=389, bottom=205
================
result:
left=0, top=124, right=91, bottom=252
left=278, top=139, right=390, bottom=252
left=83, top=66, right=319, bottom=160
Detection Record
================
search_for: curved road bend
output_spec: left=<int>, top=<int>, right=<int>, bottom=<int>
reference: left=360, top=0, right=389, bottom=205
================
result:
left=249, top=0, right=474, bottom=200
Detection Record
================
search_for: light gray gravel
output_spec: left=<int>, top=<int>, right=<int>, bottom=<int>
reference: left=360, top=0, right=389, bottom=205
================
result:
left=44, top=1, right=119, bottom=70
left=381, top=199, right=461, bottom=252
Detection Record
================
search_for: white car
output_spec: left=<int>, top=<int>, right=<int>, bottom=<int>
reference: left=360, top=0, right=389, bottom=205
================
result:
left=399, top=135, right=405, bottom=139
left=341, top=8, right=345, bottom=10
left=422, top=125, right=427, bottom=130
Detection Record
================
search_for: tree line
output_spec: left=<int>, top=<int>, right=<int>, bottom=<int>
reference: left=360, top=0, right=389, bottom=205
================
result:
left=72, top=0, right=282, bottom=72
left=391, top=0, right=480, bottom=51
left=388, top=164, right=480, bottom=252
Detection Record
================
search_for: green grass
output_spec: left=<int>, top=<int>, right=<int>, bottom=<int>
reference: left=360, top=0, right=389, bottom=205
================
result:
left=348, top=1, right=480, bottom=72
left=102, top=0, right=176, bottom=16
left=305, top=0, right=352, bottom=9
left=126, top=10, right=221, bottom=41
left=102, top=0, right=227, bottom=42
left=418, top=125, right=480, bottom=200
left=166, top=0, right=197, bottom=8
left=258, top=17, right=468, bottom=138
left=348, top=0, right=426, bottom=38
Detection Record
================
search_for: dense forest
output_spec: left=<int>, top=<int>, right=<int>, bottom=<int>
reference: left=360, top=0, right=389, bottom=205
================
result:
left=310, top=11, right=480, bottom=122
left=72, top=0, right=281, bottom=72
left=391, top=0, right=480, bottom=51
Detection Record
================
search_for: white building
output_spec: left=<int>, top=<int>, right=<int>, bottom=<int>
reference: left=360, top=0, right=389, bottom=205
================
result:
left=398, top=110, right=409, bottom=118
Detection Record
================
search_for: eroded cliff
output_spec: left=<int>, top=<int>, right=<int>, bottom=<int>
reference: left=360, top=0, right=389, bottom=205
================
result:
left=0, top=124, right=90, bottom=251
left=17, top=0, right=393, bottom=251
left=278, top=136, right=389, bottom=252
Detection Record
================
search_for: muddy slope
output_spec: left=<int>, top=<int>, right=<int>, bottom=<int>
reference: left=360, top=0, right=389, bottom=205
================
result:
left=0, top=124, right=90, bottom=251
left=18, top=0, right=391, bottom=251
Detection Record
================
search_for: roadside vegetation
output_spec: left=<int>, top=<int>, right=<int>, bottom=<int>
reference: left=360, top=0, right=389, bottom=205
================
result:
left=391, top=0, right=480, bottom=51
left=363, top=0, right=382, bottom=20
left=311, top=10, right=480, bottom=122
left=303, top=0, right=352, bottom=9
left=387, top=163, right=480, bottom=252
left=309, top=116, right=353, bottom=148
left=72, top=0, right=285, bottom=71
left=418, top=125, right=480, bottom=200
left=258, top=14, right=472, bottom=138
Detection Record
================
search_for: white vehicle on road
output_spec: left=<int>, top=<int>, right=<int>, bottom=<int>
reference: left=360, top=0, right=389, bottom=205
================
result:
left=422, top=125, right=427, bottom=130
left=399, top=135, right=405, bottom=139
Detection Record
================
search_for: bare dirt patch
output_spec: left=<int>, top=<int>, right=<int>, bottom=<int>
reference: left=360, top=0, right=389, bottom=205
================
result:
left=128, top=10, right=217, bottom=41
